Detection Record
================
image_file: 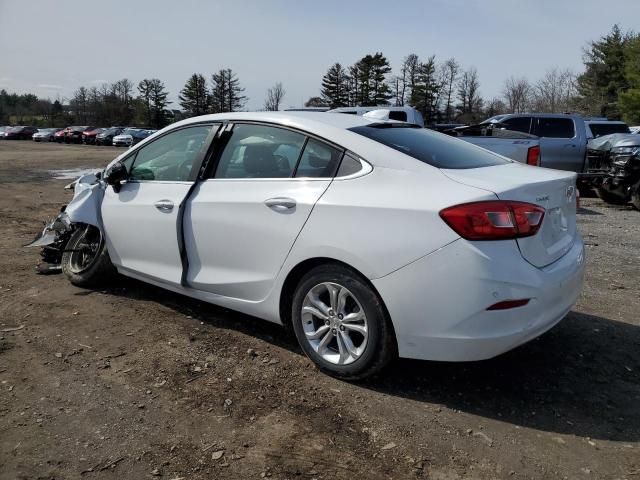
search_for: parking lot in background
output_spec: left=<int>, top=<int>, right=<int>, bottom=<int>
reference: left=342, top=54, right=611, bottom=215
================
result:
left=0, top=141, right=638, bottom=479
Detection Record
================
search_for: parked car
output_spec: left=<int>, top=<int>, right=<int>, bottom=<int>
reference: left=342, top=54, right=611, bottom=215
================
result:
left=54, top=128, right=70, bottom=143
left=65, top=126, right=93, bottom=144
left=95, top=127, right=124, bottom=146
left=33, top=128, right=62, bottom=142
left=112, top=128, right=156, bottom=147
left=586, top=133, right=640, bottom=208
left=630, top=126, right=640, bottom=134
left=584, top=120, right=630, bottom=139
left=27, top=112, right=584, bottom=380
left=446, top=123, right=541, bottom=166
left=481, top=114, right=593, bottom=173
left=4, top=125, right=39, bottom=139
left=328, top=106, right=425, bottom=127
left=82, top=127, right=105, bottom=145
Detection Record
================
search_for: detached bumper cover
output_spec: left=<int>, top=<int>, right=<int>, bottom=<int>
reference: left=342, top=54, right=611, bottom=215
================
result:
left=372, top=236, right=585, bottom=361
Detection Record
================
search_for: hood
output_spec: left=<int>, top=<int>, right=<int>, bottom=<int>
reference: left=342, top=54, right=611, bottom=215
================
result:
left=588, top=133, right=640, bottom=151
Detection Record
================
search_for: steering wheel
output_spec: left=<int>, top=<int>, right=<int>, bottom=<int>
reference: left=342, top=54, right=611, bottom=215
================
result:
left=177, top=158, right=194, bottom=181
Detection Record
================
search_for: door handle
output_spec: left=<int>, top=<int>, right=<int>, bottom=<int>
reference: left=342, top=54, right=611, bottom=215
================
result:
left=264, top=197, right=296, bottom=212
left=154, top=200, right=174, bottom=212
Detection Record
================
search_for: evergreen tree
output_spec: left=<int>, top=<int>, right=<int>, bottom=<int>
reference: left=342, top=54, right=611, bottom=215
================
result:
left=210, top=69, right=247, bottom=113
left=410, top=56, right=440, bottom=123
left=138, top=79, right=154, bottom=126
left=320, top=63, right=350, bottom=108
left=351, top=53, right=392, bottom=106
left=179, top=73, right=209, bottom=117
left=619, top=34, right=640, bottom=123
left=576, top=25, right=631, bottom=118
left=150, top=79, right=170, bottom=128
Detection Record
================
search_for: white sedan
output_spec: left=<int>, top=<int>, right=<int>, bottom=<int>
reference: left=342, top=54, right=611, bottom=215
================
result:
left=37, top=112, right=585, bottom=379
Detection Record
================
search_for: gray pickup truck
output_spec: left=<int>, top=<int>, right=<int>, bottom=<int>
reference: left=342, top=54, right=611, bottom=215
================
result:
left=479, top=113, right=622, bottom=174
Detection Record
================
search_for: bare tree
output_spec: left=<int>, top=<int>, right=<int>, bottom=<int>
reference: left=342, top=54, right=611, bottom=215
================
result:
left=393, top=54, right=419, bottom=106
left=440, top=58, right=460, bottom=121
left=503, top=76, right=531, bottom=113
left=456, top=67, right=482, bottom=121
left=263, top=82, right=286, bottom=111
left=531, top=67, right=577, bottom=113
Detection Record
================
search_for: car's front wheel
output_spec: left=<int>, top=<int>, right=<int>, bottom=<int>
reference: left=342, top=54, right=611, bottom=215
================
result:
left=291, top=264, right=396, bottom=380
left=61, top=224, right=116, bottom=287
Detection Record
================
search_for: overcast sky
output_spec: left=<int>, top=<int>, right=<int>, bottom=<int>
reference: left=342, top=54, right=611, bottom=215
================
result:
left=1, top=0, right=638, bottom=110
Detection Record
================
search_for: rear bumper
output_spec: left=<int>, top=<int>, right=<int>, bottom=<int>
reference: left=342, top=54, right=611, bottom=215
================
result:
left=372, top=236, right=585, bottom=361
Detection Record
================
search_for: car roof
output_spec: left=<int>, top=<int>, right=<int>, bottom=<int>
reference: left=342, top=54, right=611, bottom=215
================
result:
left=170, top=111, right=378, bottom=134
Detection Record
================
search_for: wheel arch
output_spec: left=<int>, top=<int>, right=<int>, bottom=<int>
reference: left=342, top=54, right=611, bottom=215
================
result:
left=278, top=257, right=397, bottom=343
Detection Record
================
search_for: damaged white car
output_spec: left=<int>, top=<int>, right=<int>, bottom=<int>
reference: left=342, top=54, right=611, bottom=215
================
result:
left=28, top=112, right=585, bottom=379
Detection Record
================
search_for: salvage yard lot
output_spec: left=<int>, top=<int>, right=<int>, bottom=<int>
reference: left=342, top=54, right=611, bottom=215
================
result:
left=0, top=141, right=639, bottom=480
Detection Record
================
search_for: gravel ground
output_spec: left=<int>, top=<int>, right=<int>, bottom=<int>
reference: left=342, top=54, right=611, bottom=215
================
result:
left=0, top=141, right=639, bottom=480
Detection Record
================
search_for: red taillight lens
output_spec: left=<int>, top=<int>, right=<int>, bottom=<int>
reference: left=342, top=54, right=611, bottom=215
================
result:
left=487, top=299, right=530, bottom=310
left=439, top=201, right=545, bottom=240
left=527, top=145, right=540, bottom=166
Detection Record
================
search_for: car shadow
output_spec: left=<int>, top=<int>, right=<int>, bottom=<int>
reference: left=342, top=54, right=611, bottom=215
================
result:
left=577, top=206, right=603, bottom=216
left=91, top=279, right=640, bottom=443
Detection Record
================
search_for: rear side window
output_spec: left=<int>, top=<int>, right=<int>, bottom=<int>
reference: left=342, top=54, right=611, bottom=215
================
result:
left=349, top=125, right=510, bottom=169
left=534, top=118, right=575, bottom=138
left=336, top=153, right=363, bottom=177
left=501, top=117, right=532, bottom=134
left=388, top=111, right=408, bottom=122
left=294, top=138, right=342, bottom=178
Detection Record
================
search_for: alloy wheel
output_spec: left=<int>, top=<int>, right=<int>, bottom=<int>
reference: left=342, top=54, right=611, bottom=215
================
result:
left=300, top=282, right=368, bottom=365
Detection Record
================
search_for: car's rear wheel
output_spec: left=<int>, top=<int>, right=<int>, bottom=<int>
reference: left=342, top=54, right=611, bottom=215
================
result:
left=62, top=224, right=115, bottom=287
left=291, top=264, right=396, bottom=380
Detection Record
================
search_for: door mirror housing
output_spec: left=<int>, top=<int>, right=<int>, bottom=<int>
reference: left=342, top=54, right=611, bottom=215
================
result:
left=104, top=161, right=128, bottom=192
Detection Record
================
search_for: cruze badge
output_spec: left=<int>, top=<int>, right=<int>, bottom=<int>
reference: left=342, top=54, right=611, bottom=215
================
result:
left=566, top=186, right=575, bottom=202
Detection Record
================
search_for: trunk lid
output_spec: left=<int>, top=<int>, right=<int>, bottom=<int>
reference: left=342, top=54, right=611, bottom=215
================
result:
left=441, top=163, right=578, bottom=268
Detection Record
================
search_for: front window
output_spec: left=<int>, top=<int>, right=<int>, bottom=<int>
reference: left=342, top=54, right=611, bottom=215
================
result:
left=128, top=125, right=214, bottom=181
left=348, top=124, right=510, bottom=169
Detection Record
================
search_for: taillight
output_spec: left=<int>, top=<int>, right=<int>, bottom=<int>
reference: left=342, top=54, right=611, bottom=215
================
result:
left=527, top=145, right=540, bottom=166
left=439, top=201, right=545, bottom=240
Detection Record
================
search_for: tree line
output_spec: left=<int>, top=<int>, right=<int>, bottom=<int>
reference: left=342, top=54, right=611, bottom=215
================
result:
left=2, top=24, right=639, bottom=127
left=312, top=24, right=640, bottom=125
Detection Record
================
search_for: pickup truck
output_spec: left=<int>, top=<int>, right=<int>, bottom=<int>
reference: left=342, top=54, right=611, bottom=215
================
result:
left=446, top=124, right=541, bottom=166
left=480, top=113, right=595, bottom=173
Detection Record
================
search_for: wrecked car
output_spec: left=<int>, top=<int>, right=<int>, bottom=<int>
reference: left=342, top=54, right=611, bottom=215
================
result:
left=587, top=133, right=640, bottom=209
left=28, top=112, right=585, bottom=380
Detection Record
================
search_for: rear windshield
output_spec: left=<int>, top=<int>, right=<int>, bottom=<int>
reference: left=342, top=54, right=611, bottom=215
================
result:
left=588, top=123, right=630, bottom=137
left=348, top=124, right=510, bottom=169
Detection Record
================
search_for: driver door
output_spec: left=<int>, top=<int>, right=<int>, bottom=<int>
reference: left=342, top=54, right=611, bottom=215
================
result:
left=101, top=123, right=219, bottom=285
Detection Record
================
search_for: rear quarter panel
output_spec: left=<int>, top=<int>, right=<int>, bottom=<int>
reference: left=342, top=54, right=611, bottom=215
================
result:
left=281, top=164, right=496, bottom=281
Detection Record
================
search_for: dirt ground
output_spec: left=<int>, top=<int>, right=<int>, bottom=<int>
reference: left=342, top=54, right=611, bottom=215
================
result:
left=0, top=141, right=638, bottom=480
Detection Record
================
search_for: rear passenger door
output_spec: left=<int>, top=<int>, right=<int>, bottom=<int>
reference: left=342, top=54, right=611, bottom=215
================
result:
left=533, top=117, right=585, bottom=171
left=184, top=123, right=344, bottom=301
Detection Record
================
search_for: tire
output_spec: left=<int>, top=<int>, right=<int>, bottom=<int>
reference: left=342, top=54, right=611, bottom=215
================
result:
left=291, top=264, right=397, bottom=380
left=61, top=224, right=116, bottom=288
left=596, top=186, right=628, bottom=205
left=631, top=181, right=640, bottom=211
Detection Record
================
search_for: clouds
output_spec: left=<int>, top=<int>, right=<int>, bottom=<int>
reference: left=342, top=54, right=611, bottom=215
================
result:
left=38, top=84, right=64, bottom=90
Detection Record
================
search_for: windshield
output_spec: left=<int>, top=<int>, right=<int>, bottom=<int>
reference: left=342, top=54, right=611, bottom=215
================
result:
left=349, top=124, right=511, bottom=169
left=588, top=123, right=630, bottom=137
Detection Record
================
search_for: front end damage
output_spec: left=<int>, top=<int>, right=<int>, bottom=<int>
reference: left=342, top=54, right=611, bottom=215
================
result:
left=25, top=172, right=105, bottom=274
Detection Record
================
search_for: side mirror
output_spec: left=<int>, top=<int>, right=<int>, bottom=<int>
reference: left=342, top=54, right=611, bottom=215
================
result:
left=104, top=162, right=128, bottom=192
